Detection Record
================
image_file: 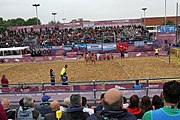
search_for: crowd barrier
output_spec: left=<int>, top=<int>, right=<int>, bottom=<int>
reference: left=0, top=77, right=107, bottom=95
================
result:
left=0, top=76, right=179, bottom=104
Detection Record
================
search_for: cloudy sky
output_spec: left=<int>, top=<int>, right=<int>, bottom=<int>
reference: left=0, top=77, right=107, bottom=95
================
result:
left=0, top=0, right=179, bottom=24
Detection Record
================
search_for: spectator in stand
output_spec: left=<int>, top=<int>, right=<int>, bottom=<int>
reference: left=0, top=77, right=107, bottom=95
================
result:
left=142, top=80, right=180, bottom=120
left=87, top=88, right=136, bottom=120
left=160, top=92, right=165, bottom=104
left=1, top=98, right=15, bottom=120
left=1, top=75, right=9, bottom=87
left=0, top=100, right=8, bottom=120
left=95, top=93, right=105, bottom=114
left=35, top=95, right=52, bottom=117
left=60, top=64, right=68, bottom=85
left=127, top=95, right=145, bottom=119
left=60, top=98, right=70, bottom=112
left=44, top=100, right=60, bottom=120
left=133, top=80, right=142, bottom=89
left=82, top=97, right=94, bottom=115
left=123, top=96, right=129, bottom=109
left=15, top=96, right=42, bottom=120
left=50, top=69, right=56, bottom=85
left=152, top=95, right=163, bottom=110
left=140, top=96, right=153, bottom=112
left=61, top=94, right=89, bottom=120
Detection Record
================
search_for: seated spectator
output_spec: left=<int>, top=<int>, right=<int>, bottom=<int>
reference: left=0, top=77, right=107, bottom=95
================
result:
left=44, top=100, right=60, bottom=120
left=0, top=101, right=8, bottom=120
left=142, top=80, right=180, bottom=120
left=152, top=95, right=163, bottom=110
left=82, top=97, right=94, bottom=115
left=127, top=95, right=145, bottom=119
left=95, top=93, right=105, bottom=114
left=15, top=96, right=42, bottom=120
left=35, top=95, right=52, bottom=117
left=140, top=96, right=153, bottom=112
left=61, top=94, right=89, bottom=120
left=133, top=80, right=142, bottom=89
left=1, top=75, right=9, bottom=87
left=160, top=92, right=165, bottom=104
left=87, top=88, right=136, bottom=120
left=60, top=98, right=70, bottom=112
left=1, top=98, right=15, bottom=119
left=123, top=96, right=129, bottom=109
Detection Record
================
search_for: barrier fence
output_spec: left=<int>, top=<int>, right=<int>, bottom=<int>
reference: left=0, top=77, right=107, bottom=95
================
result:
left=0, top=76, right=180, bottom=105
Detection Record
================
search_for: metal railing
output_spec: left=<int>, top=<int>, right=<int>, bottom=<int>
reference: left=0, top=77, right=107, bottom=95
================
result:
left=0, top=76, right=180, bottom=104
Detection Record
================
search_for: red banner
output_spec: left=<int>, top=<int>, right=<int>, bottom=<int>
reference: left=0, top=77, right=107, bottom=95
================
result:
left=116, top=42, right=128, bottom=50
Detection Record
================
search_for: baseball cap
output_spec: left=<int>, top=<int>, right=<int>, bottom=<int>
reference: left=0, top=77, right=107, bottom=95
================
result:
left=42, top=95, right=51, bottom=102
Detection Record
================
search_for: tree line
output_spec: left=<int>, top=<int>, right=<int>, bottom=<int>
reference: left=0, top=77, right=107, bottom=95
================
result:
left=0, top=17, right=41, bottom=33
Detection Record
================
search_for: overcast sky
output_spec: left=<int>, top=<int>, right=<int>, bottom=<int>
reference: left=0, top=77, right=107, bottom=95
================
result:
left=0, top=0, right=180, bottom=24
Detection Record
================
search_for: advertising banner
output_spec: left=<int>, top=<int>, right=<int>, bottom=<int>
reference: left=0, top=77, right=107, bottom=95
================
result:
left=52, top=46, right=62, bottom=50
left=77, top=44, right=87, bottom=52
left=134, top=41, right=145, bottom=47
left=102, top=43, right=116, bottom=51
left=64, top=45, right=72, bottom=52
left=116, top=42, right=128, bottom=50
left=83, top=22, right=94, bottom=28
left=87, top=44, right=102, bottom=51
left=157, top=25, right=175, bottom=33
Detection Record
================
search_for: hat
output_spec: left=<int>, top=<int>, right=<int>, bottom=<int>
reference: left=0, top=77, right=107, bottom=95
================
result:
left=42, top=95, right=51, bottom=102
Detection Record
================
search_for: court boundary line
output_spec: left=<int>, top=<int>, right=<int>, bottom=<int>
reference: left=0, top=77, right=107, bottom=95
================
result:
left=116, top=60, right=133, bottom=80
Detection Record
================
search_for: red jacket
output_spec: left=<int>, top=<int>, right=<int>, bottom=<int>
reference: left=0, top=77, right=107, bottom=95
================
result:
left=0, top=103, right=8, bottom=120
left=1, top=78, right=9, bottom=87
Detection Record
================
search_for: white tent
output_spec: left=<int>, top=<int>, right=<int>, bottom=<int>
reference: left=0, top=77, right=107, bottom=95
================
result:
left=0, top=46, right=29, bottom=59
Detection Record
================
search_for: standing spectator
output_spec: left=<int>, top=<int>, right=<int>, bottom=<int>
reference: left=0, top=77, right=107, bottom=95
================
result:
left=35, top=95, right=52, bottom=117
left=1, top=75, right=9, bottom=87
left=133, top=80, right=142, bottom=89
left=61, top=94, right=89, bottom=120
left=0, top=101, right=8, bottom=120
left=152, top=95, right=163, bottom=110
left=1, top=98, right=15, bottom=120
left=60, top=65, right=68, bottom=85
left=44, top=100, right=60, bottom=120
left=142, top=80, right=180, bottom=120
left=87, top=88, right=136, bottom=120
left=15, top=96, right=42, bottom=120
left=50, top=69, right=56, bottom=85
left=127, top=95, right=145, bottom=119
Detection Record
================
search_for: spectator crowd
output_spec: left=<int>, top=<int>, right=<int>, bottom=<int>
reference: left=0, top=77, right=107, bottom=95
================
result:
left=0, top=80, right=179, bottom=120
left=0, top=25, right=150, bottom=48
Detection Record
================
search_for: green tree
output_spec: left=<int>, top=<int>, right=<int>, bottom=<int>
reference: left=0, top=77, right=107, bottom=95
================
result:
left=25, top=17, right=41, bottom=25
left=164, top=20, right=175, bottom=25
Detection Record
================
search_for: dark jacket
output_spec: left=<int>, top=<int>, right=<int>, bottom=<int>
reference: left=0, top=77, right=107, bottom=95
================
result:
left=44, top=112, right=57, bottom=120
left=87, top=108, right=137, bottom=120
left=127, top=107, right=145, bottom=119
left=61, top=104, right=89, bottom=120
left=0, top=104, right=8, bottom=120
left=5, top=108, right=15, bottom=120
left=35, top=103, right=52, bottom=117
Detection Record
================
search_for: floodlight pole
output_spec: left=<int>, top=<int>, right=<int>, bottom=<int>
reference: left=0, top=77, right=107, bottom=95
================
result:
left=142, top=8, right=147, bottom=27
left=32, top=4, right=40, bottom=25
left=52, top=13, right=57, bottom=23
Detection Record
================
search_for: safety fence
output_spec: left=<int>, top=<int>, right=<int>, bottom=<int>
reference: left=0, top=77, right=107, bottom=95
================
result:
left=0, top=76, right=180, bottom=105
